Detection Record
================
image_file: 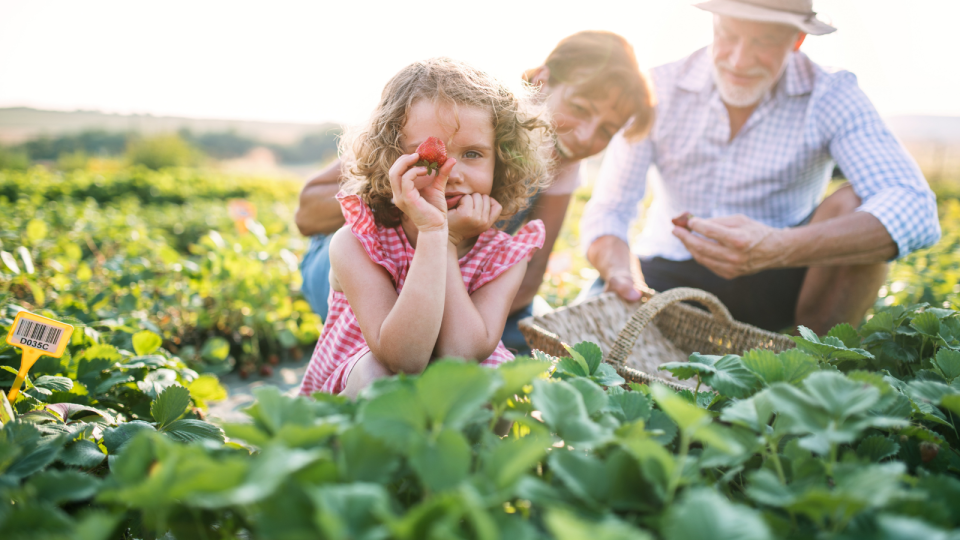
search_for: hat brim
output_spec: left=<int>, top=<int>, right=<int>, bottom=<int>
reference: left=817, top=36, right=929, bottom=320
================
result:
left=694, top=0, right=836, bottom=35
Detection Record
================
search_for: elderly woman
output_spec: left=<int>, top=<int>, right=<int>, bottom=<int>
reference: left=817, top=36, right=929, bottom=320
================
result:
left=294, top=30, right=655, bottom=354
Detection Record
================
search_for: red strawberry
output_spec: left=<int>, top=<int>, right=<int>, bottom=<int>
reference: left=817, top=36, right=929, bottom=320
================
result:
left=920, top=442, right=940, bottom=463
left=415, top=137, right=447, bottom=175
left=672, top=212, right=694, bottom=230
left=259, top=364, right=274, bottom=377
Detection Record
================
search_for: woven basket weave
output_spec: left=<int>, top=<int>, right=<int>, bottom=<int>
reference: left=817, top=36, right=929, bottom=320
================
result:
left=519, top=287, right=794, bottom=391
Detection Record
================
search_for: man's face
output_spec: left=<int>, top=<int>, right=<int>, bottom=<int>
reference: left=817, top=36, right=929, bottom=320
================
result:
left=711, top=15, right=802, bottom=108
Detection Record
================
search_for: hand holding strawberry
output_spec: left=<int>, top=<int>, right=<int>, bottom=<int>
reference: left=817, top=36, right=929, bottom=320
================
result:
left=415, top=137, right=448, bottom=175
left=388, top=152, right=456, bottom=233
left=672, top=212, right=694, bottom=230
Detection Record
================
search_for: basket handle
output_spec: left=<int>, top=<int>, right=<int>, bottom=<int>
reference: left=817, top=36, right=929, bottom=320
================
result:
left=607, top=287, right=734, bottom=368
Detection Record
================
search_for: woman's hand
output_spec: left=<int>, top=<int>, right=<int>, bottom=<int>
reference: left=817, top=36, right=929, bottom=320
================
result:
left=389, top=153, right=457, bottom=233
left=447, top=193, right=502, bottom=246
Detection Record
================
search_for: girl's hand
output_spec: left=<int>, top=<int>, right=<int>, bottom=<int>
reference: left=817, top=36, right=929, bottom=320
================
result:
left=389, top=153, right=457, bottom=233
left=447, top=193, right=502, bottom=246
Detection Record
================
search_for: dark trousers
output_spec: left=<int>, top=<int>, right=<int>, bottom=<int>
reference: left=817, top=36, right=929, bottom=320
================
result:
left=585, top=257, right=808, bottom=333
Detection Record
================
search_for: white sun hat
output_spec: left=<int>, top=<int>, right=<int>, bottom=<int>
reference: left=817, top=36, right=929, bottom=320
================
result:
left=694, top=0, right=836, bottom=35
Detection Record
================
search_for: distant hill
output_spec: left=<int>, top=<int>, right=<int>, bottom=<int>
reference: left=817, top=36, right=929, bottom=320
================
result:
left=0, top=107, right=340, bottom=146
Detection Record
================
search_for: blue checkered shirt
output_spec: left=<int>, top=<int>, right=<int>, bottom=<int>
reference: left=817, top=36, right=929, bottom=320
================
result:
left=581, top=47, right=940, bottom=261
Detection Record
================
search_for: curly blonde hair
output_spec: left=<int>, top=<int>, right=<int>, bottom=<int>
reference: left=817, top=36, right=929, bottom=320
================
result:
left=340, top=57, right=555, bottom=228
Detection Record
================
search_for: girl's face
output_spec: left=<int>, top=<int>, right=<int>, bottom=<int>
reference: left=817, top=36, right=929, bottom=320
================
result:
left=531, top=67, right=634, bottom=164
left=401, top=100, right=496, bottom=210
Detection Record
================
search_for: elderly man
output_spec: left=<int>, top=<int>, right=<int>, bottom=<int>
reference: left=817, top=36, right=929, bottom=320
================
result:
left=580, top=0, right=940, bottom=334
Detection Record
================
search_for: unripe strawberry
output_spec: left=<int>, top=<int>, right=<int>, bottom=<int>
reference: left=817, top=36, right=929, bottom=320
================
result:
left=920, top=442, right=939, bottom=463
left=415, top=137, right=447, bottom=175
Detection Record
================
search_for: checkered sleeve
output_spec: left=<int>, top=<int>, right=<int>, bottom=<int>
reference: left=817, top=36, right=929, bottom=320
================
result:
left=579, top=131, right=655, bottom=253
left=822, top=72, right=941, bottom=258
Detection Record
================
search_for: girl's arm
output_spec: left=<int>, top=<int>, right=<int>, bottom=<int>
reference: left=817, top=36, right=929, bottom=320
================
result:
left=331, top=154, right=454, bottom=374
left=434, top=247, right=528, bottom=360
left=434, top=193, right=527, bottom=359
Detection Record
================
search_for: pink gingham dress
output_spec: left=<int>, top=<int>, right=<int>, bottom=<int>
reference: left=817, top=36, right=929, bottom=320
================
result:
left=299, top=192, right=546, bottom=396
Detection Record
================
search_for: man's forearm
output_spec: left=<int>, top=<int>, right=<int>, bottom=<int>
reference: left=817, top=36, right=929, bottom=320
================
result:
left=295, top=160, right=347, bottom=236
left=778, top=212, right=898, bottom=268
left=510, top=194, right=571, bottom=313
left=586, top=235, right=636, bottom=282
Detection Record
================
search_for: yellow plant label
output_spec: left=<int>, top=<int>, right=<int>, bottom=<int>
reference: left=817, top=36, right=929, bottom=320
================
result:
left=5, top=311, right=74, bottom=401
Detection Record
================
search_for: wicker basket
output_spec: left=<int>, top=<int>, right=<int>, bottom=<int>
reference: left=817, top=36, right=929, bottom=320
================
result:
left=519, top=287, right=795, bottom=391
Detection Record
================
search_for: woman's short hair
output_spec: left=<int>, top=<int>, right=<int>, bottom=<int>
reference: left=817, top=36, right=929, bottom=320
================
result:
left=526, top=30, right=655, bottom=141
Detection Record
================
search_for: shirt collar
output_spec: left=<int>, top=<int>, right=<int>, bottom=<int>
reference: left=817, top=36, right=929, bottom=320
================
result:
left=778, top=51, right=815, bottom=97
left=677, top=47, right=715, bottom=94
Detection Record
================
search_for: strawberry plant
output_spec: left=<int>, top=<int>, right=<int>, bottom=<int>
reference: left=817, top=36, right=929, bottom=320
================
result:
left=0, top=165, right=321, bottom=374
left=3, top=303, right=960, bottom=539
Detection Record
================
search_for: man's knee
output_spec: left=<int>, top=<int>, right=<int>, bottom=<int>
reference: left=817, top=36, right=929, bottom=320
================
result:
left=812, top=183, right=861, bottom=223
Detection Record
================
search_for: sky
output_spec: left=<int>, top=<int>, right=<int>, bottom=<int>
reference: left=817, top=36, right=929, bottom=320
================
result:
left=1, top=0, right=958, bottom=126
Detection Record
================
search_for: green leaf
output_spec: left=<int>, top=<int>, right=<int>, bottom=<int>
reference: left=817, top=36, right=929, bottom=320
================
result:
left=798, top=326, right=821, bottom=343
left=150, top=384, right=191, bottom=428
left=663, top=488, right=772, bottom=540
left=827, top=323, right=861, bottom=348
left=570, top=341, right=603, bottom=374
left=531, top=379, right=611, bottom=448
left=416, top=360, right=500, bottom=430
left=45, top=403, right=114, bottom=424
left=307, top=483, right=394, bottom=540
left=563, top=343, right=592, bottom=375
left=187, top=374, right=228, bottom=410
left=649, top=383, right=710, bottom=431
left=483, top=434, right=548, bottom=490
left=491, top=356, right=550, bottom=403
left=719, top=391, right=774, bottom=433
left=646, top=409, right=678, bottom=445
left=246, top=385, right=320, bottom=434
left=556, top=356, right=589, bottom=378
left=607, top=388, right=652, bottom=423
left=94, top=373, right=135, bottom=394
left=58, top=439, right=106, bottom=468
left=911, top=311, right=942, bottom=338
left=934, top=349, right=960, bottom=381
left=591, top=363, right=626, bottom=386
left=545, top=508, right=651, bottom=540
left=131, top=330, right=162, bottom=356
left=26, top=469, right=100, bottom=504
left=548, top=450, right=609, bottom=507
left=339, top=426, right=401, bottom=483
left=704, top=354, right=760, bottom=398
left=359, top=385, right=427, bottom=451
left=864, top=312, right=895, bottom=334
left=200, top=336, right=231, bottom=362
left=658, top=361, right=716, bottom=380
left=161, top=419, right=225, bottom=443
left=856, top=435, right=900, bottom=462
left=741, top=349, right=818, bottom=386
left=408, top=428, right=471, bottom=492
left=102, top=421, right=157, bottom=454
left=33, top=375, right=72, bottom=393
left=568, top=378, right=609, bottom=417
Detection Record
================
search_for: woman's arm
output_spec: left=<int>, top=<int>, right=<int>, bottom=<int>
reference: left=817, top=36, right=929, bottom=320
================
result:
left=510, top=192, right=571, bottom=312
left=295, top=159, right=347, bottom=236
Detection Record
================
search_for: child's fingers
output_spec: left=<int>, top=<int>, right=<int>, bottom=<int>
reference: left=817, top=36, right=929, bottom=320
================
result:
left=489, top=198, right=503, bottom=224
left=389, top=153, right=422, bottom=199
left=480, top=194, right=491, bottom=221
left=432, top=158, right=457, bottom=193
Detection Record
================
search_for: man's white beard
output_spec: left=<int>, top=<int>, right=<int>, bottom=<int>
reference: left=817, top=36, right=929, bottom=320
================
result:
left=711, top=59, right=784, bottom=108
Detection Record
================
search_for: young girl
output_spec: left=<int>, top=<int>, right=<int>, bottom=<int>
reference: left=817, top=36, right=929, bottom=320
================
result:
left=299, top=58, right=553, bottom=398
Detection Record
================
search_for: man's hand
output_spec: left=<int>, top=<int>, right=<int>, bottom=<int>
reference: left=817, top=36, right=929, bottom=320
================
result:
left=673, top=214, right=788, bottom=279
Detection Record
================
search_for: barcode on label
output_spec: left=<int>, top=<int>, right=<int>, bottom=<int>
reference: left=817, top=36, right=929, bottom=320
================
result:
left=13, top=319, right=64, bottom=349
